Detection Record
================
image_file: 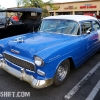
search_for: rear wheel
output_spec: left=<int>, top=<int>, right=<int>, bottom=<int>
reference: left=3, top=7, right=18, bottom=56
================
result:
left=53, top=59, right=70, bottom=86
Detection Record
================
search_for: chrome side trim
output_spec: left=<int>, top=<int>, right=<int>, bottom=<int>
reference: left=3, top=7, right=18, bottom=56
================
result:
left=1, top=61, right=53, bottom=89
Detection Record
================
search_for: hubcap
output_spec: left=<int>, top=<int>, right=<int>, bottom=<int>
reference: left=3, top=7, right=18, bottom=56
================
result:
left=57, top=64, right=68, bottom=81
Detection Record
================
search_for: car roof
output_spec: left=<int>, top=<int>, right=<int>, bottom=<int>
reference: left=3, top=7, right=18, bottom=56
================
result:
left=0, top=10, right=6, bottom=12
left=0, top=7, right=42, bottom=13
left=44, top=15, right=98, bottom=22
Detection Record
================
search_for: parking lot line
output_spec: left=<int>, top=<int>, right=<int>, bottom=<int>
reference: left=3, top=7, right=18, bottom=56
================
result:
left=85, top=80, right=100, bottom=100
left=64, top=62, right=100, bottom=100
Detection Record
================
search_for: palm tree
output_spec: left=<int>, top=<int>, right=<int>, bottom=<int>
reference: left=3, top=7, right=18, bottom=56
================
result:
left=17, top=0, right=53, bottom=17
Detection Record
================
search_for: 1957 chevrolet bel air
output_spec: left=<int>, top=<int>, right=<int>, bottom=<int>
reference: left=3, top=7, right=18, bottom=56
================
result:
left=0, top=15, right=100, bottom=89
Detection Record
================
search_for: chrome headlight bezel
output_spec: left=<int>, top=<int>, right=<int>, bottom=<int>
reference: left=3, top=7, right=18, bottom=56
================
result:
left=34, top=56, right=44, bottom=67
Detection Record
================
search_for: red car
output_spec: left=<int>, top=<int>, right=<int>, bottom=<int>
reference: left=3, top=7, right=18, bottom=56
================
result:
left=11, top=15, right=19, bottom=21
left=96, top=15, right=100, bottom=21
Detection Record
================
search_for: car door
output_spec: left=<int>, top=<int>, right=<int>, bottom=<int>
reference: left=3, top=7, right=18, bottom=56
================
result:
left=80, top=20, right=98, bottom=61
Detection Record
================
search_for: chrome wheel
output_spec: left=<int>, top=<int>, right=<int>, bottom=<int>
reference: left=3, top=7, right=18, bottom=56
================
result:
left=56, top=64, right=68, bottom=81
left=53, top=59, right=70, bottom=86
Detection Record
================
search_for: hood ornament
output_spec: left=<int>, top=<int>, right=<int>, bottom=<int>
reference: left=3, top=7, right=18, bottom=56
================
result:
left=17, top=38, right=24, bottom=43
left=13, top=37, right=24, bottom=43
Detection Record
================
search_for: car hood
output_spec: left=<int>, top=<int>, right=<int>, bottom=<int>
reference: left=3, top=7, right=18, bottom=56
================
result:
left=6, top=32, right=74, bottom=58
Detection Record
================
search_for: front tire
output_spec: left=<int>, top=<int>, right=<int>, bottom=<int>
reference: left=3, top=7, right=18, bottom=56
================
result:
left=53, top=59, right=70, bottom=86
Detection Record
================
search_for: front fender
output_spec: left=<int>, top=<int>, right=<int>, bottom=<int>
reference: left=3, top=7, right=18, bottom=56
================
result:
left=34, top=38, right=82, bottom=79
left=35, top=39, right=81, bottom=66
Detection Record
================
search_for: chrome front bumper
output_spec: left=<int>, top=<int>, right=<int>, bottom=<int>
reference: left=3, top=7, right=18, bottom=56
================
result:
left=0, top=60, right=53, bottom=89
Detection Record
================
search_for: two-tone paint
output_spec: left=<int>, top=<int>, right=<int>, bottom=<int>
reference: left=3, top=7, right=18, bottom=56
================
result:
left=0, top=15, right=100, bottom=88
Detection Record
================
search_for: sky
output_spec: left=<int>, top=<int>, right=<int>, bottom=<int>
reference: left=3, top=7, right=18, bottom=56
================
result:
left=0, top=0, right=88, bottom=8
left=0, top=0, right=17, bottom=8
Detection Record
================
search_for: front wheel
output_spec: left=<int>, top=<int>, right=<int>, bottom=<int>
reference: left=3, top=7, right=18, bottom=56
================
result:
left=53, top=59, right=70, bottom=86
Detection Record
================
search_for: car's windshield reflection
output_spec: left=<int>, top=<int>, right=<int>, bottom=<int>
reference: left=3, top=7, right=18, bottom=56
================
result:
left=40, top=19, right=79, bottom=35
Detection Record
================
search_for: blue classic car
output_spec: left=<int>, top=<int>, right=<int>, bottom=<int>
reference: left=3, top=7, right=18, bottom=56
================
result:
left=0, top=15, right=100, bottom=89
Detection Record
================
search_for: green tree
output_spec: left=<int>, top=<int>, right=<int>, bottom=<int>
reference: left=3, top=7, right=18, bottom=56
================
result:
left=17, top=0, right=53, bottom=17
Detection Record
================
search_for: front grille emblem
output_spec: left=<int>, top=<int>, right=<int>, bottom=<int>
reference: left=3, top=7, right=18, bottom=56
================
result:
left=11, top=49, right=20, bottom=54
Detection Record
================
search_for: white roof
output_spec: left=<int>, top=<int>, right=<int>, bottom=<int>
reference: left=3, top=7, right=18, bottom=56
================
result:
left=44, top=15, right=97, bottom=22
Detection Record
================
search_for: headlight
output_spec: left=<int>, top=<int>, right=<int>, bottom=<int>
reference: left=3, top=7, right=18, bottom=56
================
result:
left=34, top=56, right=44, bottom=66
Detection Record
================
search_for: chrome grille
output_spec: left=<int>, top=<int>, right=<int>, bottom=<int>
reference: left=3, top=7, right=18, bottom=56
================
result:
left=3, top=52, right=35, bottom=71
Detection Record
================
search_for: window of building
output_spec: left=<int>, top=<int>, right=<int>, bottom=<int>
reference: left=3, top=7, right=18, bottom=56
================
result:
left=50, top=12, right=54, bottom=16
left=56, top=12, right=72, bottom=15
left=75, top=12, right=83, bottom=15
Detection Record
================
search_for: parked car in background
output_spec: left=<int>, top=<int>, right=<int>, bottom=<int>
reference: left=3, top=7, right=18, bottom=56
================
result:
left=0, top=16, right=6, bottom=27
left=0, top=15, right=100, bottom=89
left=96, top=15, right=100, bottom=22
left=84, top=13, right=100, bottom=22
left=0, top=7, right=42, bottom=39
left=0, top=11, right=6, bottom=28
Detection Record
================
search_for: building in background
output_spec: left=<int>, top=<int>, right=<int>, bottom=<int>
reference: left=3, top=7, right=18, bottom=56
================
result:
left=48, top=0, right=100, bottom=16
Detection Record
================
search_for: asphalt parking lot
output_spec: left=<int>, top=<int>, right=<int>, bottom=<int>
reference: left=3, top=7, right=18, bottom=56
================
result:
left=0, top=52, right=100, bottom=100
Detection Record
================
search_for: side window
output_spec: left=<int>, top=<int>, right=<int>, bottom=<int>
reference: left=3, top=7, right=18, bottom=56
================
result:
left=62, top=21, right=79, bottom=35
left=93, top=21, right=100, bottom=31
left=71, top=22, right=80, bottom=35
left=81, top=21, right=92, bottom=34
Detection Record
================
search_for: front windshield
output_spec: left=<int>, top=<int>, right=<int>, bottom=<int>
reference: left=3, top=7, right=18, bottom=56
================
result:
left=40, top=19, right=79, bottom=35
